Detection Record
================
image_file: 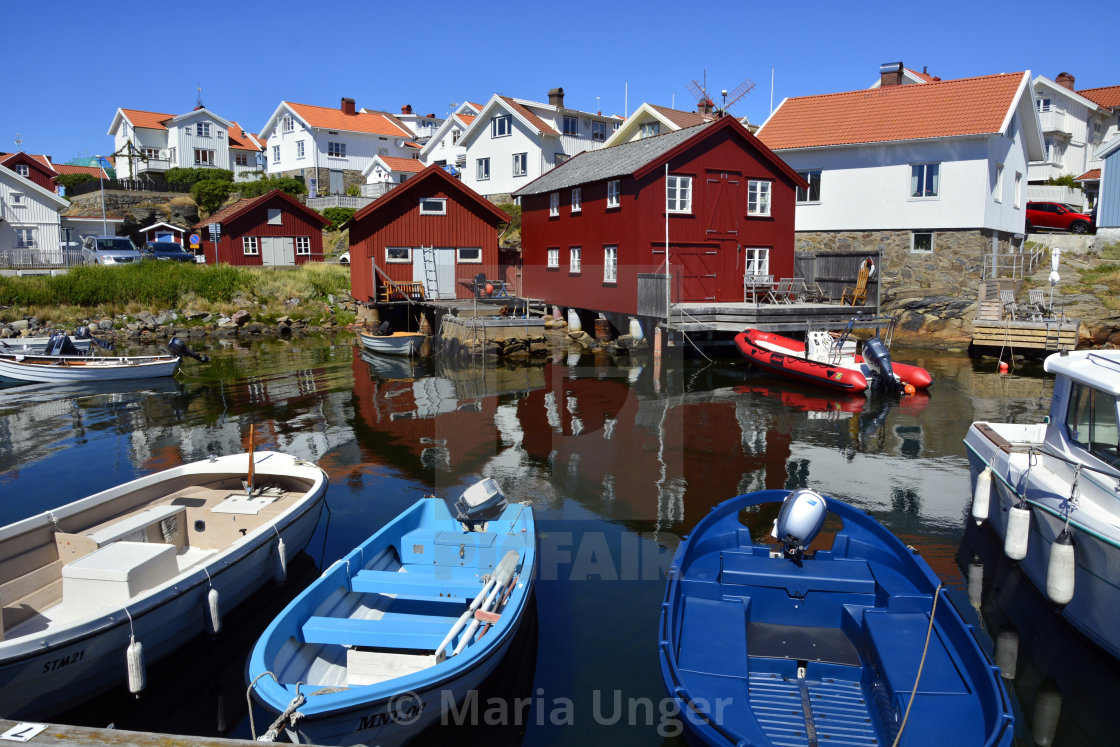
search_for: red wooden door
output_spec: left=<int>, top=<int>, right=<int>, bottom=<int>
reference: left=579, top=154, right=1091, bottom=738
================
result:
left=674, top=246, right=718, bottom=301
left=705, top=170, right=741, bottom=238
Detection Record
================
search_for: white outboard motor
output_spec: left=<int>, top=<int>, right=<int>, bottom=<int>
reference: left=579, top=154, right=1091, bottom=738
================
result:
left=772, top=489, right=828, bottom=562
left=454, top=478, right=509, bottom=530
left=861, top=336, right=900, bottom=392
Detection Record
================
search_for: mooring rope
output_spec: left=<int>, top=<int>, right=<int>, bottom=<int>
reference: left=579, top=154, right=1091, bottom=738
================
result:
left=890, top=584, right=942, bottom=747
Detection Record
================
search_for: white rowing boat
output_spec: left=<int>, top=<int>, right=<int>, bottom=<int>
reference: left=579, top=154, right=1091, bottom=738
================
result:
left=0, top=352, right=181, bottom=383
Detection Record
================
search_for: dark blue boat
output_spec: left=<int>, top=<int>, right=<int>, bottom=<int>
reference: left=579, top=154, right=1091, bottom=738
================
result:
left=660, top=489, right=1013, bottom=747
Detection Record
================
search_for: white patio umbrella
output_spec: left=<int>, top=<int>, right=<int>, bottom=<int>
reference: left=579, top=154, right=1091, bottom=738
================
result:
left=1049, top=247, right=1061, bottom=311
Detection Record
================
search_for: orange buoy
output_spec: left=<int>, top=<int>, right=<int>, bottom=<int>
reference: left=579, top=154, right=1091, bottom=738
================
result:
left=903, top=383, right=916, bottom=395
left=999, top=361, right=1009, bottom=373
left=485, top=282, right=494, bottom=296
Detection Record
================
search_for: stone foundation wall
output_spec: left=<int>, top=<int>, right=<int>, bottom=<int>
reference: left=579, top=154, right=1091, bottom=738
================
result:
left=275, top=168, right=364, bottom=195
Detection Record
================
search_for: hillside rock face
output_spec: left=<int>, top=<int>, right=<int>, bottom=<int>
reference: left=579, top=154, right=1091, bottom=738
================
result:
left=65, top=190, right=200, bottom=236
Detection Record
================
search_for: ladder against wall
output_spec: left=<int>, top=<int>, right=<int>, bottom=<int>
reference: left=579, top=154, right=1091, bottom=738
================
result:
left=420, top=246, right=438, bottom=299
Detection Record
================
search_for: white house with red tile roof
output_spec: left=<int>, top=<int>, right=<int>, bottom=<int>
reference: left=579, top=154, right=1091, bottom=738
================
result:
left=419, top=102, right=483, bottom=175
left=457, top=88, right=618, bottom=197
left=381, top=104, right=444, bottom=143
left=602, top=102, right=711, bottom=147
left=260, top=98, right=415, bottom=196
left=757, top=69, right=1042, bottom=286
left=1067, top=81, right=1120, bottom=207
left=107, top=107, right=264, bottom=180
left=360, top=155, right=427, bottom=198
left=0, top=166, right=69, bottom=262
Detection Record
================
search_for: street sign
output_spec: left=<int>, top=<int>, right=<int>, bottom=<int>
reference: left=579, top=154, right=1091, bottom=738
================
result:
left=189, top=233, right=201, bottom=245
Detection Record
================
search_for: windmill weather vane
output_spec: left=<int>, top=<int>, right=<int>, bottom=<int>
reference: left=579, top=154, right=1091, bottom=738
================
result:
left=687, top=74, right=755, bottom=116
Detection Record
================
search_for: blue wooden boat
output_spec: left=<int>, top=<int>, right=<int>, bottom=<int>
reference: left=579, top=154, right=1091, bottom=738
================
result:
left=660, top=489, right=1013, bottom=747
left=247, top=478, right=535, bottom=746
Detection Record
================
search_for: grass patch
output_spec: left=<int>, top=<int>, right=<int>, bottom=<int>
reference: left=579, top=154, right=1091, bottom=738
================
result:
left=1098, top=242, right=1120, bottom=260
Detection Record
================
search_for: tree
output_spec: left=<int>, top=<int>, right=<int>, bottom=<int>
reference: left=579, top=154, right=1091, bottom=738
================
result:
left=321, top=207, right=356, bottom=230
left=239, top=176, right=307, bottom=198
left=55, top=173, right=95, bottom=192
left=168, top=167, right=234, bottom=188
left=191, top=179, right=234, bottom=213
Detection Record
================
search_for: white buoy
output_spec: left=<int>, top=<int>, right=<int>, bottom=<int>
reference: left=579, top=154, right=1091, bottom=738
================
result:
left=1046, top=528, right=1076, bottom=606
left=566, top=309, right=582, bottom=332
left=273, top=535, right=288, bottom=585
left=1032, top=678, right=1063, bottom=747
left=1005, top=502, right=1031, bottom=561
left=967, top=557, right=984, bottom=610
left=126, top=635, right=146, bottom=695
left=994, top=627, right=1019, bottom=681
left=972, top=467, right=992, bottom=525
left=206, top=587, right=222, bottom=634
left=629, top=317, right=644, bottom=341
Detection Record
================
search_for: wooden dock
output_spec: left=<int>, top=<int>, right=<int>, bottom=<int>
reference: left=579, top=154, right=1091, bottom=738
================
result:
left=0, top=720, right=327, bottom=746
left=670, top=301, right=878, bottom=334
left=970, top=318, right=1079, bottom=353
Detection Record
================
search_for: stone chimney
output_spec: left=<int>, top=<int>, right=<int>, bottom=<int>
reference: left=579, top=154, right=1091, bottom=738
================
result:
left=1056, top=72, right=1076, bottom=90
left=401, top=104, right=413, bottom=115
left=341, top=97, right=356, bottom=115
left=697, top=97, right=714, bottom=116
left=879, top=61, right=904, bottom=87
left=548, top=87, right=565, bottom=108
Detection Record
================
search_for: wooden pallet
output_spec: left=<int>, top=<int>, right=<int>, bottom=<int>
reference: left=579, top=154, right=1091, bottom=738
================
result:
left=971, top=319, right=1079, bottom=351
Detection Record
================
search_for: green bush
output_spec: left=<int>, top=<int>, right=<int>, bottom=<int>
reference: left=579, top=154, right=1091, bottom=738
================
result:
left=496, top=202, right=521, bottom=233
left=345, top=184, right=361, bottom=196
left=191, top=179, right=234, bottom=213
left=167, top=167, right=234, bottom=187
left=239, top=176, right=307, bottom=198
left=1047, top=174, right=1084, bottom=191
left=321, top=207, right=356, bottom=230
left=55, top=173, right=96, bottom=192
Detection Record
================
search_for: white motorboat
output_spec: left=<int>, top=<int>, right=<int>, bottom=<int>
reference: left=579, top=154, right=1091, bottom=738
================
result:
left=0, top=353, right=181, bottom=383
left=358, top=330, right=426, bottom=357
left=0, top=450, right=328, bottom=719
left=965, top=349, right=1120, bottom=658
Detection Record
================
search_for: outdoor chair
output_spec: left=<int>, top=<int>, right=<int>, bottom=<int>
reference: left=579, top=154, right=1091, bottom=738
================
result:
left=744, top=274, right=774, bottom=303
left=805, top=281, right=830, bottom=302
left=767, top=278, right=794, bottom=304
left=1027, top=288, right=1051, bottom=320
left=999, top=289, right=1020, bottom=320
left=841, top=265, right=871, bottom=306
left=787, top=278, right=810, bottom=303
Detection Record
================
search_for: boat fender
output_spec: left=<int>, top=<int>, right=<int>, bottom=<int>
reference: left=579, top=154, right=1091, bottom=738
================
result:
left=1004, top=501, right=1030, bottom=561
left=971, top=467, right=992, bottom=524
left=862, top=256, right=876, bottom=278
left=273, top=534, right=288, bottom=585
left=967, top=556, right=983, bottom=611
left=994, top=627, right=1018, bottom=680
left=1032, top=678, right=1062, bottom=747
left=206, top=587, right=222, bottom=635
left=567, top=309, right=582, bottom=332
left=126, top=635, right=146, bottom=695
left=1045, top=528, right=1075, bottom=606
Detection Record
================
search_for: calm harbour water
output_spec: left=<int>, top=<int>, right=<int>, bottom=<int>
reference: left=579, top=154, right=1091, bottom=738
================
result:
left=1, top=333, right=1115, bottom=746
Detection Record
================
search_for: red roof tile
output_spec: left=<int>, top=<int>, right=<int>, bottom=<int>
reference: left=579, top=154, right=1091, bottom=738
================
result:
left=53, top=163, right=107, bottom=178
left=377, top=156, right=425, bottom=172
left=0, top=152, right=56, bottom=174
left=194, top=190, right=329, bottom=230
left=1077, top=85, right=1120, bottom=109
left=457, top=114, right=477, bottom=126
left=120, top=108, right=173, bottom=130
left=759, top=72, right=1027, bottom=150
left=287, top=102, right=411, bottom=137
left=500, top=96, right=559, bottom=136
left=228, top=122, right=262, bottom=151
left=1075, top=169, right=1101, bottom=181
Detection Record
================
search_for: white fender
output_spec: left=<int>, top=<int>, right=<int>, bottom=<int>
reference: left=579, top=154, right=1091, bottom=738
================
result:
left=206, top=587, right=222, bottom=634
left=1045, top=529, right=1076, bottom=606
left=127, top=636, right=146, bottom=695
left=1032, top=678, right=1062, bottom=747
left=994, top=627, right=1019, bottom=681
left=971, top=467, right=992, bottom=525
left=1005, top=502, right=1030, bottom=561
left=566, top=309, right=582, bottom=332
left=967, top=558, right=984, bottom=611
left=273, top=535, right=288, bottom=585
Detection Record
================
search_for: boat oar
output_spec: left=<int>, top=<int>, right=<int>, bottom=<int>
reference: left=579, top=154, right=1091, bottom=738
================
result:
left=435, top=578, right=498, bottom=657
left=452, top=551, right=520, bottom=656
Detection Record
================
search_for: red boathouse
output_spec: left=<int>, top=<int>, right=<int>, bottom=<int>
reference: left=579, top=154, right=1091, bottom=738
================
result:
left=513, top=116, right=805, bottom=320
left=194, top=190, right=328, bottom=266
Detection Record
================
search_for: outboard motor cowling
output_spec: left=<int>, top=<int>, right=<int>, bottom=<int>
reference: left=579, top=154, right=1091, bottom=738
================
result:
left=45, top=331, right=84, bottom=356
left=861, top=336, right=900, bottom=392
left=167, top=337, right=209, bottom=363
left=76, top=325, right=114, bottom=351
left=772, top=489, right=828, bottom=563
left=454, top=478, right=509, bottom=530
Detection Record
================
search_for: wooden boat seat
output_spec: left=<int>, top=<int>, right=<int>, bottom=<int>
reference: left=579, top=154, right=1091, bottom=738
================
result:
left=350, top=570, right=481, bottom=601
left=863, top=609, right=969, bottom=696
left=86, top=504, right=185, bottom=547
left=719, top=552, right=877, bottom=597
left=301, top=612, right=459, bottom=650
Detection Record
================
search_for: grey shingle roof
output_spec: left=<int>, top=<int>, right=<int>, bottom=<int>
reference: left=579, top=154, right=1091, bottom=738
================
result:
left=513, top=122, right=712, bottom=196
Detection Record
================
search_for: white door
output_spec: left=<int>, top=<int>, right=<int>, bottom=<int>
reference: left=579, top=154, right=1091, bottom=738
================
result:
left=411, top=247, right=457, bottom=299
left=261, top=237, right=295, bottom=266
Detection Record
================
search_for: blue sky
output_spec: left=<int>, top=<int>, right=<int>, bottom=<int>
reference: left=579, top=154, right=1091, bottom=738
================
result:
left=5, top=0, right=1118, bottom=164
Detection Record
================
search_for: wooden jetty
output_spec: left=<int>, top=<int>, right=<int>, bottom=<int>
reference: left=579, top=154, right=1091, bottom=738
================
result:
left=970, top=279, right=1079, bottom=355
left=0, top=720, right=326, bottom=746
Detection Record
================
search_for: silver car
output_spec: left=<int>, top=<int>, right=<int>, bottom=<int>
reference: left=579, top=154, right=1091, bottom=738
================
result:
left=81, top=236, right=143, bottom=265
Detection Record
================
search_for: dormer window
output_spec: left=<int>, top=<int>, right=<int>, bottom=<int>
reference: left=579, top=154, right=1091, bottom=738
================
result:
left=15, top=165, right=29, bottom=177
left=283, top=115, right=294, bottom=133
left=563, top=116, right=579, bottom=135
left=197, top=122, right=211, bottom=137
left=639, top=122, right=660, bottom=139
left=492, top=115, right=511, bottom=138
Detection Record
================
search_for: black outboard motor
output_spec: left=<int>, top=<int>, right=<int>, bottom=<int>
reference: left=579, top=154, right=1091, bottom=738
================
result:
left=861, top=336, right=902, bottom=392
left=75, top=325, right=115, bottom=351
left=375, top=320, right=393, bottom=336
left=167, top=337, right=209, bottom=363
left=454, top=478, right=509, bottom=531
left=45, top=331, right=85, bottom=356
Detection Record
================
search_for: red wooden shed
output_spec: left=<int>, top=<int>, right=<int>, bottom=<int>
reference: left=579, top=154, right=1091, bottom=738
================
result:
left=0, top=152, right=58, bottom=193
left=193, top=190, right=328, bottom=266
left=347, top=164, right=511, bottom=302
left=513, top=116, right=806, bottom=316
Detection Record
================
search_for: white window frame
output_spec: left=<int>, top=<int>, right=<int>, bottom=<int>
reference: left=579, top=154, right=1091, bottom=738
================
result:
left=1037, top=98, right=1051, bottom=113
left=272, top=146, right=280, bottom=163
left=283, top=115, right=294, bottom=133
left=547, top=247, right=559, bottom=268
left=911, top=231, right=934, bottom=253
left=267, top=208, right=282, bottom=225
left=377, top=147, right=389, bottom=156
left=744, top=247, right=770, bottom=276
left=666, top=175, right=693, bottom=214
left=569, top=246, right=581, bottom=273
left=747, top=180, right=772, bottom=216
left=477, top=157, right=490, bottom=181
left=296, top=236, right=311, bottom=255
left=571, top=187, right=582, bottom=213
left=639, top=122, right=660, bottom=138
left=10, top=192, right=25, bottom=206
left=607, top=180, right=620, bottom=208
left=592, top=121, right=606, bottom=142
left=195, top=149, right=215, bottom=166
left=1014, top=172, right=1023, bottom=209
left=994, top=162, right=1004, bottom=202
left=169, top=147, right=176, bottom=163
left=513, top=152, right=527, bottom=177
left=386, top=246, right=412, bottom=263
left=563, top=115, right=579, bottom=135
left=457, top=247, right=482, bottom=263
left=196, top=122, right=211, bottom=137
left=910, top=163, right=940, bottom=199
left=235, top=152, right=249, bottom=166
left=491, top=115, right=511, bottom=138
left=242, top=236, right=259, bottom=255
left=14, top=227, right=35, bottom=248
left=327, top=141, right=346, bottom=158
left=296, top=140, right=305, bottom=159
left=550, top=192, right=559, bottom=217
left=796, top=170, right=821, bottom=203
left=15, top=164, right=29, bottom=177
left=419, top=198, right=447, bottom=215
left=603, top=245, right=617, bottom=283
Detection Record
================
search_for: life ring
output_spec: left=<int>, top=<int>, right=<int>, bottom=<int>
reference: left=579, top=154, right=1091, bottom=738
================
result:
left=862, top=257, right=876, bottom=279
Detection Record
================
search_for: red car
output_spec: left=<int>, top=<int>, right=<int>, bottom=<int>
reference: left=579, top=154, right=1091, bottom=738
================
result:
left=1026, top=201, right=1095, bottom=234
